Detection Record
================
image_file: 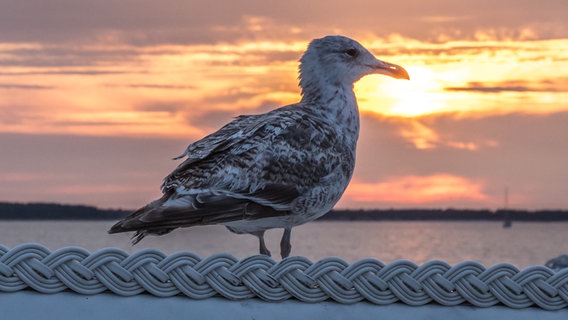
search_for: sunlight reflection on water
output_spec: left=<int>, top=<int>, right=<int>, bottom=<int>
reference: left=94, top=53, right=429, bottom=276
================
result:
left=0, top=220, right=566, bottom=268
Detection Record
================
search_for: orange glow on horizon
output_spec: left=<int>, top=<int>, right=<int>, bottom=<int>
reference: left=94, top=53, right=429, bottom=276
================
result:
left=340, top=174, right=490, bottom=207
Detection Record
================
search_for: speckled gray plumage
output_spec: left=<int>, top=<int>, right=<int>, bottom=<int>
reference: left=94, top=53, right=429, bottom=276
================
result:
left=109, top=35, right=409, bottom=258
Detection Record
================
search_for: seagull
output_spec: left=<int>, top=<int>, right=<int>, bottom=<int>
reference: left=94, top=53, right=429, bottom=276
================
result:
left=108, top=35, right=409, bottom=258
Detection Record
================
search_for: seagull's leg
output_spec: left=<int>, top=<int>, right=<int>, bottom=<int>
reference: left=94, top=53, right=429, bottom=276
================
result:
left=253, top=231, right=271, bottom=257
left=280, top=228, right=292, bottom=259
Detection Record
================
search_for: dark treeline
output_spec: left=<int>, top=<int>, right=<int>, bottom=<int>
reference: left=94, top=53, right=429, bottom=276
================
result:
left=1, top=202, right=568, bottom=221
left=0, top=202, right=129, bottom=220
left=322, top=208, right=568, bottom=221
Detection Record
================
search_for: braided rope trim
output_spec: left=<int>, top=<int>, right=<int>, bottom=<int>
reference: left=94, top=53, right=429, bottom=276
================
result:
left=1, top=243, right=567, bottom=310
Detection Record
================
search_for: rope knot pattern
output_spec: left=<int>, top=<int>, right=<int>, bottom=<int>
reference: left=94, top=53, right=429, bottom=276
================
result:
left=1, top=243, right=567, bottom=310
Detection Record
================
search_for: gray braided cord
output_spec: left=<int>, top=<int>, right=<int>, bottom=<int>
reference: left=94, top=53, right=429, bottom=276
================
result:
left=1, top=243, right=567, bottom=310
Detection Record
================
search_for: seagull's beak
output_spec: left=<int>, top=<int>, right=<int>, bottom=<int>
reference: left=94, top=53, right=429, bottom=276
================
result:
left=368, top=59, right=410, bottom=80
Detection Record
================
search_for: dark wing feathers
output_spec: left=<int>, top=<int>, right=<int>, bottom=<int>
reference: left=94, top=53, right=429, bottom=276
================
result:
left=160, top=117, right=259, bottom=192
left=109, top=104, right=339, bottom=242
left=168, top=114, right=263, bottom=168
left=108, top=184, right=298, bottom=235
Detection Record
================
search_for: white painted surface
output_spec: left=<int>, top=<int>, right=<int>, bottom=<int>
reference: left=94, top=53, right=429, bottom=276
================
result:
left=2, top=291, right=567, bottom=320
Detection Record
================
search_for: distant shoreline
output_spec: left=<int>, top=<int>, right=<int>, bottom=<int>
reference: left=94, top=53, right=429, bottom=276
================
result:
left=1, top=202, right=568, bottom=222
left=323, top=209, right=568, bottom=222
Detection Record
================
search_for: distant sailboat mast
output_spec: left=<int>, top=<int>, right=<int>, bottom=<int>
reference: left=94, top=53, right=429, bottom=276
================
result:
left=504, top=187, right=509, bottom=209
left=502, top=186, right=512, bottom=228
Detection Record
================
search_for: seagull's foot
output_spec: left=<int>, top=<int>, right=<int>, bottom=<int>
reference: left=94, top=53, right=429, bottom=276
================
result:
left=254, top=231, right=271, bottom=257
left=260, top=245, right=271, bottom=257
left=280, top=228, right=292, bottom=259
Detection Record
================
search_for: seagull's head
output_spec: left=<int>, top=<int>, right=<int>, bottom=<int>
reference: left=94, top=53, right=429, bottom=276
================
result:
left=299, top=35, right=409, bottom=91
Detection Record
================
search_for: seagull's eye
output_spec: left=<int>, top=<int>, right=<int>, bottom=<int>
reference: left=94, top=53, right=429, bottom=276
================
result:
left=344, top=48, right=359, bottom=58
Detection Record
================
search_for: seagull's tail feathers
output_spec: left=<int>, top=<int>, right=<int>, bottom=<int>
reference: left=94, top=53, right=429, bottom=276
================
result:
left=108, top=189, right=294, bottom=244
left=108, top=197, right=186, bottom=244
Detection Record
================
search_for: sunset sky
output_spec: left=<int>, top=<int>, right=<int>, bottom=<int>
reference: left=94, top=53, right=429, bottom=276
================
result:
left=1, top=0, right=567, bottom=210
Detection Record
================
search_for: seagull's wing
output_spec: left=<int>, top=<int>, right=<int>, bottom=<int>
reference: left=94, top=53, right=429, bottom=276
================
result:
left=169, top=113, right=264, bottom=164
left=109, top=105, right=341, bottom=240
left=161, top=105, right=340, bottom=193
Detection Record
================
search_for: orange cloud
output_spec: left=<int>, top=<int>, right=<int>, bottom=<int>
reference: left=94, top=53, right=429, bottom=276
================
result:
left=397, top=120, right=440, bottom=150
left=402, top=120, right=499, bottom=151
left=342, top=174, right=488, bottom=206
left=1, top=36, right=568, bottom=140
left=358, top=37, right=568, bottom=118
left=370, top=114, right=499, bottom=151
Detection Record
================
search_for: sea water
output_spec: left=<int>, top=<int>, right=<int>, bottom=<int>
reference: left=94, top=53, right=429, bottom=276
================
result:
left=0, top=220, right=566, bottom=268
